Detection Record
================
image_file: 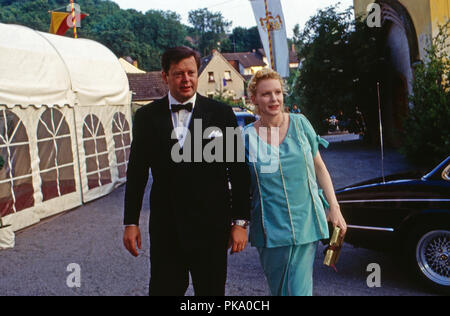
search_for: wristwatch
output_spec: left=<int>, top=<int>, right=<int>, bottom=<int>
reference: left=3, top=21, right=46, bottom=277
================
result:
left=232, top=219, right=249, bottom=228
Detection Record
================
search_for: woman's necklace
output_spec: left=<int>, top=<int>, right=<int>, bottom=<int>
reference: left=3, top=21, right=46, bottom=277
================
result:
left=260, top=113, right=285, bottom=128
left=257, top=114, right=287, bottom=145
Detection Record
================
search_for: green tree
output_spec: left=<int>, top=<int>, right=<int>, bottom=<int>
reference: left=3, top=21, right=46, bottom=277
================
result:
left=224, top=26, right=262, bottom=53
left=400, top=23, right=450, bottom=167
left=291, top=4, right=385, bottom=136
left=188, top=8, right=231, bottom=55
left=0, top=0, right=188, bottom=71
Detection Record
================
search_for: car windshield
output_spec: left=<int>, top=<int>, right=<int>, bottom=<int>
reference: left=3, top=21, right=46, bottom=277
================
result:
left=236, top=114, right=256, bottom=127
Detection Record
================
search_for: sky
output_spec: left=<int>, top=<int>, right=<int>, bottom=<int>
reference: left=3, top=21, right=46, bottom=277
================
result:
left=111, top=0, right=355, bottom=38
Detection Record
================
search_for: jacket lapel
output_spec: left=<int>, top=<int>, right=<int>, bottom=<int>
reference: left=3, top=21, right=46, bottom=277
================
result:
left=188, top=94, right=211, bottom=135
left=187, top=95, right=213, bottom=162
left=152, top=96, right=178, bottom=155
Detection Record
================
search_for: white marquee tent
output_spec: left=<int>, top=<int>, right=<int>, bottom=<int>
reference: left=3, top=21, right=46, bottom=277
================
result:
left=0, top=23, right=132, bottom=234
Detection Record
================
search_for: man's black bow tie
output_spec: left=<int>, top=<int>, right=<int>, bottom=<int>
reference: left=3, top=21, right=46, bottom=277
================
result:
left=171, top=103, right=193, bottom=113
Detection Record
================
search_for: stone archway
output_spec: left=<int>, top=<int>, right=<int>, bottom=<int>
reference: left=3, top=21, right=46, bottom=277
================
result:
left=376, top=0, right=420, bottom=146
left=378, top=0, right=420, bottom=63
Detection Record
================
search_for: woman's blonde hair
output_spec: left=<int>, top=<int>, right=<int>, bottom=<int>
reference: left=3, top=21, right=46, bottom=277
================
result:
left=247, top=68, right=286, bottom=114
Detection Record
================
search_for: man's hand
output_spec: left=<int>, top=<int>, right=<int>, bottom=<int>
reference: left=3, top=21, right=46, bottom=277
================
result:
left=228, top=225, right=248, bottom=255
left=123, top=226, right=142, bottom=257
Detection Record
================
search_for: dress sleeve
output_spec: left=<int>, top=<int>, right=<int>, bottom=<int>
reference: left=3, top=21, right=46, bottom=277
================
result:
left=298, top=114, right=329, bottom=157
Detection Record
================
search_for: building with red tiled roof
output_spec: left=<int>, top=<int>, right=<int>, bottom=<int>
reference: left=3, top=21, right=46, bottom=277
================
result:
left=127, top=72, right=168, bottom=112
left=198, top=50, right=245, bottom=100
left=222, top=52, right=267, bottom=78
left=257, top=45, right=299, bottom=70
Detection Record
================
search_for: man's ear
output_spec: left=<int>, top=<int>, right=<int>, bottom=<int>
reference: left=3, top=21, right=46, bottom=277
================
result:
left=161, top=71, right=168, bottom=84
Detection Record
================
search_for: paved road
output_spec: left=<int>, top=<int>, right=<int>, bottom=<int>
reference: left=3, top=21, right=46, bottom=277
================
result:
left=0, top=139, right=440, bottom=296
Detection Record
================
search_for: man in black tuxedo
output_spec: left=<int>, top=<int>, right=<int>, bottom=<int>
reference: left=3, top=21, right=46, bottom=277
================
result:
left=123, top=46, right=250, bottom=296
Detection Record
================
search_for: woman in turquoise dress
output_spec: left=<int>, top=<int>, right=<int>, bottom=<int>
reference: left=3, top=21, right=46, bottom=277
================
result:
left=243, top=69, right=347, bottom=296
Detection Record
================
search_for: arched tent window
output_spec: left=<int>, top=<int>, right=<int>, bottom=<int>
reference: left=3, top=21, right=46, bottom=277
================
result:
left=83, top=114, right=112, bottom=189
left=112, top=112, right=131, bottom=179
left=37, top=108, right=76, bottom=201
left=0, top=110, right=34, bottom=217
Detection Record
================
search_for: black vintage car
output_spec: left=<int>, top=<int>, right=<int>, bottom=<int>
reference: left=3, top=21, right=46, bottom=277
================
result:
left=336, top=156, right=450, bottom=293
left=234, top=111, right=257, bottom=128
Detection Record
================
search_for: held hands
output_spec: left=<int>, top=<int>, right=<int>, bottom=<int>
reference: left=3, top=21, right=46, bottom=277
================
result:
left=228, top=225, right=248, bottom=255
left=123, top=225, right=142, bottom=257
left=327, top=204, right=347, bottom=238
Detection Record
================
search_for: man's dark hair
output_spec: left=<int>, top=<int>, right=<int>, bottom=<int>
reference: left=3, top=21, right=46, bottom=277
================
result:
left=161, top=46, right=201, bottom=74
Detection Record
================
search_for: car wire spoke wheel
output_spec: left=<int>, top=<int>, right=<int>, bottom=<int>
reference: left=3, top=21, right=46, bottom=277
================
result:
left=416, top=230, right=450, bottom=287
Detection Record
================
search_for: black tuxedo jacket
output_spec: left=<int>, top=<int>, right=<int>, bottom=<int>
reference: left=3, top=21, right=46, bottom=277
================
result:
left=124, top=94, right=250, bottom=249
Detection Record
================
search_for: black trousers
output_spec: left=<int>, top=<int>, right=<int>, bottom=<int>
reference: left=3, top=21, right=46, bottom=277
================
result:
left=148, top=231, right=229, bottom=296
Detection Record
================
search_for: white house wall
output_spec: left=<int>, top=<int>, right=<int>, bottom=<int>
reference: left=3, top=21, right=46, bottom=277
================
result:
left=198, top=54, right=245, bottom=99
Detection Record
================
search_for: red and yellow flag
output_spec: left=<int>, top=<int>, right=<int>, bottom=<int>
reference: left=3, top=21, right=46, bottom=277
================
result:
left=49, top=11, right=87, bottom=36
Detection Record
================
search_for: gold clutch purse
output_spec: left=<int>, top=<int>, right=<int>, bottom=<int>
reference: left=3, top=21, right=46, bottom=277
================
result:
left=323, top=226, right=345, bottom=271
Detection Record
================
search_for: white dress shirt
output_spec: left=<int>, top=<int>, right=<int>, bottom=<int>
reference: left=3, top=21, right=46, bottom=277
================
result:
left=169, top=92, right=197, bottom=148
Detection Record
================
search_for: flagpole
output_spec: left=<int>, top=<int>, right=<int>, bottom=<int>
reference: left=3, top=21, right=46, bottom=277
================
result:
left=70, top=0, right=77, bottom=39
left=263, top=0, right=275, bottom=70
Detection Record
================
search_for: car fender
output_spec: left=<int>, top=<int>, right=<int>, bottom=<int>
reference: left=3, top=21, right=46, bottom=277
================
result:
left=397, top=208, right=450, bottom=242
